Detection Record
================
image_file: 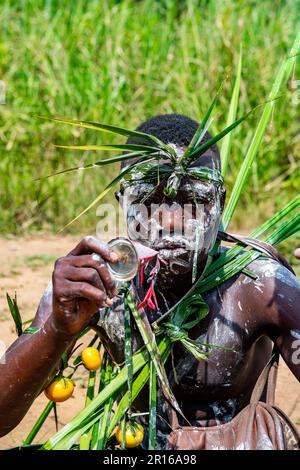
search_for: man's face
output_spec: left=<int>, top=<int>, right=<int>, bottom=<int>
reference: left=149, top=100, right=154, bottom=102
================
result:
left=118, top=173, right=225, bottom=284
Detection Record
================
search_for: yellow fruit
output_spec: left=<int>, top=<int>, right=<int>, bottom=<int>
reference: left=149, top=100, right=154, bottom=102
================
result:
left=81, top=347, right=101, bottom=371
left=115, top=422, right=144, bottom=448
left=44, top=377, right=74, bottom=403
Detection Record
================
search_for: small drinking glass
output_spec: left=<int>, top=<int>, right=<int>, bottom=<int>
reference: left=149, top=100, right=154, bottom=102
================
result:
left=107, top=237, right=139, bottom=283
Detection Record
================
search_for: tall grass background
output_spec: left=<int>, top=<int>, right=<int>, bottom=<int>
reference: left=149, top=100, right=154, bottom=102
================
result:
left=0, top=0, right=299, bottom=244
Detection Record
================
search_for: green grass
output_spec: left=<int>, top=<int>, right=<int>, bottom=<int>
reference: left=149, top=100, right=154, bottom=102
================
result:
left=23, top=254, right=57, bottom=269
left=0, top=0, right=299, bottom=236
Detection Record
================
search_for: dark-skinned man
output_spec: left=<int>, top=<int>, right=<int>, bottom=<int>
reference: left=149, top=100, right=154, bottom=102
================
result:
left=0, top=114, right=299, bottom=450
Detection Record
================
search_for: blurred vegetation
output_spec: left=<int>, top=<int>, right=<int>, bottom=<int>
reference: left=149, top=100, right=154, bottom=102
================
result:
left=0, top=0, right=299, bottom=242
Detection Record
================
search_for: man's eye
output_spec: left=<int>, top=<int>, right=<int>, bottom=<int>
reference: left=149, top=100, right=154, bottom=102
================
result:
left=140, top=193, right=161, bottom=204
left=186, top=194, right=208, bottom=204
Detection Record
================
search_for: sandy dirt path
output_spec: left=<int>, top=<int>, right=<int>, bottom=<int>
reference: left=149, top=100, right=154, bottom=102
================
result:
left=0, top=236, right=299, bottom=449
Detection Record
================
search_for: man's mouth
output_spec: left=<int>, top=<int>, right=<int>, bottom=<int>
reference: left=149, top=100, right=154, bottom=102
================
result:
left=152, top=239, right=190, bottom=251
left=150, top=240, right=192, bottom=270
left=157, top=247, right=189, bottom=260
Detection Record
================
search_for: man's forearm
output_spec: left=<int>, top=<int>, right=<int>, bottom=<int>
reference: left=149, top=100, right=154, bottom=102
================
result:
left=0, top=315, right=74, bottom=437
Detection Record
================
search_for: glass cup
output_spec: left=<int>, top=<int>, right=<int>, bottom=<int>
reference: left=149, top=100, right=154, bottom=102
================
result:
left=107, top=237, right=139, bottom=283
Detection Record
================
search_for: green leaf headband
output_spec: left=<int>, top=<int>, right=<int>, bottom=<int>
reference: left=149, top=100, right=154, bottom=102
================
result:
left=121, top=161, right=224, bottom=199
left=35, top=80, right=268, bottom=229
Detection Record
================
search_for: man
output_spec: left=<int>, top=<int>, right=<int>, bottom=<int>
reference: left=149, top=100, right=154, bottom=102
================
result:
left=0, top=114, right=299, bottom=449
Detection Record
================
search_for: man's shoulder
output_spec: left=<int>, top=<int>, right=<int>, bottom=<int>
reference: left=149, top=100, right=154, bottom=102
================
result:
left=214, top=252, right=299, bottom=300
left=246, top=256, right=299, bottom=289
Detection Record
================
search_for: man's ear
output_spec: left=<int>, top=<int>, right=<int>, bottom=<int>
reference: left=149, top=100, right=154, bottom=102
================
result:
left=220, top=186, right=226, bottom=213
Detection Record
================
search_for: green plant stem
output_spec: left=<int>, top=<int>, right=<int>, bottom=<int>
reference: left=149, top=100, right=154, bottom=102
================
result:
left=79, top=370, right=96, bottom=450
left=148, top=360, right=157, bottom=450
left=23, top=401, right=54, bottom=445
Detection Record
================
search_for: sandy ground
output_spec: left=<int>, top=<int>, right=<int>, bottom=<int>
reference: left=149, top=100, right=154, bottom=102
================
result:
left=0, top=235, right=299, bottom=449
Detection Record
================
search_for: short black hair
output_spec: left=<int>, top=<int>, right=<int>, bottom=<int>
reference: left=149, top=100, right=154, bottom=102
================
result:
left=122, top=113, right=221, bottom=170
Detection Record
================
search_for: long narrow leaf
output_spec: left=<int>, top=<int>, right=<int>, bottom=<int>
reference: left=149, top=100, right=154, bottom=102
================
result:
left=222, top=31, right=300, bottom=229
left=183, top=79, right=226, bottom=161
left=107, top=340, right=171, bottom=438
left=220, top=48, right=242, bottom=177
left=186, top=102, right=272, bottom=164
left=59, top=155, right=154, bottom=231
left=124, top=288, right=185, bottom=421
left=6, top=293, right=22, bottom=336
left=90, top=350, right=107, bottom=449
left=36, top=151, right=152, bottom=180
left=35, top=115, right=175, bottom=155
left=93, top=357, right=115, bottom=450
left=54, top=143, right=160, bottom=152
left=23, top=401, right=54, bottom=445
left=148, top=360, right=157, bottom=450
left=197, top=213, right=299, bottom=294
left=79, top=370, right=96, bottom=449
left=124, top=301, right=133, bottom=414
left=205, top=195, right=300, bottom=277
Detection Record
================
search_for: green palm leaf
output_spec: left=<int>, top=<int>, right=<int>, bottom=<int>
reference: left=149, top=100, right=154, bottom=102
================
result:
left=124, top=287, right=186, bottom=421
left=220, top=47, right=242, bottom=178
left=92, top=356, right=115, bottom=450
left=183, top=79, right=226, bottom=161
left=35, top=115, right=175, bottom=156
left=124, top=298, right=133, bottom=414
left=222, top=31, right=300, bottom=230
left=6, top=293, right=22, bottom=337
left=35, top=151, right=152, bottom=180
left=54, top=143, right=161, bottom=152
left=186, top=101, right=273, bottom=165
left=59, top=155, right=154, bottom=231
left=148, top=360, right=157, bottom=450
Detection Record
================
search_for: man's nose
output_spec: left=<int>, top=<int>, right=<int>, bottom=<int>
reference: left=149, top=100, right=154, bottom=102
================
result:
left=152, top=204, right=184, bottom=233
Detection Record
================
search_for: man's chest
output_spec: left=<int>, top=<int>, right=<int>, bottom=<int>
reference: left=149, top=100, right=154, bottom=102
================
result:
left=167, top=284, right=271, bottom=399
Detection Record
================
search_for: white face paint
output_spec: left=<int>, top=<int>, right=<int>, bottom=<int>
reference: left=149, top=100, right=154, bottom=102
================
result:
left=119, top=178, right=222, bottom=276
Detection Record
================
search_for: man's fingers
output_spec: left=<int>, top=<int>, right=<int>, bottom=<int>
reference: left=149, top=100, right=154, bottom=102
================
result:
left=67, top=280, right=109, bottom=308
left=66, top=254, right=117, bottom=297
left=63, top=265, right=106, bottom=292
left=68, top=236, right=118, bottom=263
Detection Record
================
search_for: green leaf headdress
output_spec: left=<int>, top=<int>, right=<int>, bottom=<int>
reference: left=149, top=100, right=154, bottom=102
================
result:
left=35, top=93, right=263, bottom=229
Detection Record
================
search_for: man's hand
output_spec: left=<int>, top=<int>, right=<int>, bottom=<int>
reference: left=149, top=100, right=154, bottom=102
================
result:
left=52, top=236, right=118, bottom=337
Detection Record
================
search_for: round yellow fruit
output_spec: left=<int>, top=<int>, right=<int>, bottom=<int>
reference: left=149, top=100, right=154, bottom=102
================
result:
left=81, top=347, right=101, bottom=371
left=115, top=422, right=144, bottom=448
left=44, top=377, right=74, bottom=403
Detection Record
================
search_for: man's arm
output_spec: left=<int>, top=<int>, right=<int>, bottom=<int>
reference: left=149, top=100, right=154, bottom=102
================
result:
left=0, top=236, right=118, bottom=437
left=265, top=262, right=300, bottom=381
left=0, top=317, right=76, bottom=436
